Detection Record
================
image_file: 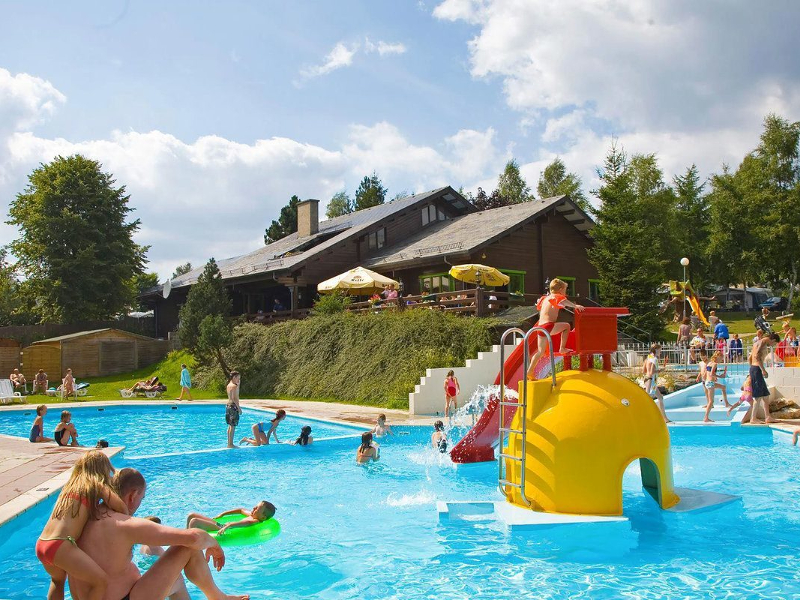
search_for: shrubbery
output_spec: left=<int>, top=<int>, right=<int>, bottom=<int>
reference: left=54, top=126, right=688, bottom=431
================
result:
left=201, top=310, right=496, bottom=408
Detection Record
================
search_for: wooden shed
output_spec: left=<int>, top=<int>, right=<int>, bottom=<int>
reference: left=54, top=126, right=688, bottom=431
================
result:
left=0, top=339, right=21, bottom=377
left=21, top=329, right=169, bottom=380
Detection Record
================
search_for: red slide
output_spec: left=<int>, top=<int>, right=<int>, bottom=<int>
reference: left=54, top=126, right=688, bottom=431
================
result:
left=450, top=328, right=574, bottom=464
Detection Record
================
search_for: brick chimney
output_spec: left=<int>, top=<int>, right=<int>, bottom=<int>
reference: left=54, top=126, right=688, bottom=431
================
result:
left=297, top=199, right=319, bottom=237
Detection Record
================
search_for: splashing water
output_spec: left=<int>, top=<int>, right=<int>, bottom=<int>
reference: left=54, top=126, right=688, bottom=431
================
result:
left=445, top=384, right=519, bottom=445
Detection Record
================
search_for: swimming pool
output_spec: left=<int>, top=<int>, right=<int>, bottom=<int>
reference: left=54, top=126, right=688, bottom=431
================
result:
left=0, top=404, right=360, bottom=456
left=0, top=412, right=798, bottom=599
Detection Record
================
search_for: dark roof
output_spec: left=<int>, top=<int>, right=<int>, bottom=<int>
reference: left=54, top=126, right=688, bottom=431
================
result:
left=150, top=187, right=471, bottom=293
left=32, top=328, right=156, bottom=344
left=364, top=195, right=592, bottom=270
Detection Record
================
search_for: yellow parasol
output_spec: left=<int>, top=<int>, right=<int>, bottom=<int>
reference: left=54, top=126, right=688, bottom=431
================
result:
left=317, top=267, right=399, bottom=295
left=448, top=264, right=510, bottom=287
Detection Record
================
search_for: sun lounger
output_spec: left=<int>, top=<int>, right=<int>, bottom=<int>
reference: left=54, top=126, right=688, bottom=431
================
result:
left=45, top=382, right=89, bottom=400
left=0, top=379, right=24, bottom=404
left=119, top=384, right=166, bottom=399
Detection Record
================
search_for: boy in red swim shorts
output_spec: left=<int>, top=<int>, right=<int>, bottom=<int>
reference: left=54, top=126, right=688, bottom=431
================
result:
left=527, top=278, right=584, bottom=380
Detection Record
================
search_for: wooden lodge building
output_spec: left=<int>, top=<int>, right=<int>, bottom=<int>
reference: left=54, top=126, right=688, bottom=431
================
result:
left=142, top=187, right=598, bottom=337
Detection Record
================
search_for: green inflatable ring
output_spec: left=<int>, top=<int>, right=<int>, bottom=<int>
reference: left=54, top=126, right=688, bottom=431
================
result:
left=209, top=514, right=280, bottom=547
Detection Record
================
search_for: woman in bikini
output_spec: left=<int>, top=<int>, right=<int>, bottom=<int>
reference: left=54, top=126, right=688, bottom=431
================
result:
left=444, top=371, right=460, bottom=418
left=36, top=450, right=128, bottom=600
left=30, top=404, right=54, bottom=443
left=356, top=432, right=379, bottom=464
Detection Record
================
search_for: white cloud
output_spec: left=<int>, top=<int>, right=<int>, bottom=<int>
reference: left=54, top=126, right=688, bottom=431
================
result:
left=0, top=69, right=500, bottom=279
left=300, top=42, right=358, bottom=79
left=299, top=37, right=407, bottom=81
left=0, top=67, right=66, bottom=132
left=364, top=38, right=407, bottom=56
left=434, top=0, right=800, bottom=188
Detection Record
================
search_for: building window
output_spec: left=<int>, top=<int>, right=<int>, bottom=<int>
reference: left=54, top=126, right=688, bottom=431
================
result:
left=500, top=269, right=525, bottom=294
left=368, top=227, right=386, bottom=250
left=589, top=279, right=601, bottom=303
left=556, top=276, right=576, bottom=296
left=419, top=273, right=454, bottom=294
left=421, top=204, right=446, bottom=227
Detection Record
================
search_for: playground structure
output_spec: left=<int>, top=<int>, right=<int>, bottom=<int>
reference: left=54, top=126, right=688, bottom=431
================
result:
left=664, top=280, right=711, bottom=327
left=441, top=306, right=739, bottom=526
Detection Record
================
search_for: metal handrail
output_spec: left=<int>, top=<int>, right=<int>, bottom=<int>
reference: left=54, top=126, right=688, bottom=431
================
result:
left=497, top=326, right=557, bottom=507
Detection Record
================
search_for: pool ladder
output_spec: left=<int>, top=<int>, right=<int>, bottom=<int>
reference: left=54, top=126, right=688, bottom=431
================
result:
left=497, top=327, right=557, bottom=507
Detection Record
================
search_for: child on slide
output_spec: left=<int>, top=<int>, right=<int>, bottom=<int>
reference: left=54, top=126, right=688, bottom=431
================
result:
left=36, top=450, right=129, bottom=600
left=527, top=278, right=584, bottom=380
left=186, top=501, right=276, bottom=535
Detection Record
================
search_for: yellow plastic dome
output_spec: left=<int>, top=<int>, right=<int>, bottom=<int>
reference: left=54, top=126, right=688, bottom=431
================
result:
left=505, top=369, right=680, bottom=516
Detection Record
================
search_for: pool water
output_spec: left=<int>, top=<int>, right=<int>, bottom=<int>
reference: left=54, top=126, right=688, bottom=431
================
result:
left=0, top=404, right=360, bottom=456
left=0, top=411, right=799, bottom=599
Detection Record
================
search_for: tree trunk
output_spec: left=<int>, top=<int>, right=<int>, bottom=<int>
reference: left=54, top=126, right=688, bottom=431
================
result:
left=216, top=348, right=231, bottom=380
left=788, top=259, right=797, bottom=310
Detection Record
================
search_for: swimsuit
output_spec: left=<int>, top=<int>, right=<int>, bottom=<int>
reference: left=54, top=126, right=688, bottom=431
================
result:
left=749, top=365, right=769, bottom=398
left=437, top=437, right=448, bottom=453
left=29, top=423, right=41, bottom=443
left=446, top=378, right=457, bottom=397
left=740, top=382, right=753, bottom=404
left=225, top=403, right=240, bottom=426
left=54, top=427, right=69, bottom=446
left=35, top=495, right=90, bottom=566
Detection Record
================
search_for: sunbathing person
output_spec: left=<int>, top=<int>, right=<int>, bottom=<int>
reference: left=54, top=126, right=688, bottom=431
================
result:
left=126, top=376, right=160, bottom=394
left=11, top=369, right=27, bottom=391
left=186, top=501, right=276, bottom=534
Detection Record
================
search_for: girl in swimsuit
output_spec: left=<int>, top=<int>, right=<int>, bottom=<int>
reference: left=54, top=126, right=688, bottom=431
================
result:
left=36, top=450, right=128, bottom=600
left=291, top=425, right=313, bottom=446
left=527, top=279, right=584, bottom=380
left=54, top=410, right=79, bottom=447
left=30, top=404, right=54, bottom=443
left=444, top=371, right=460, bottom=418
left=241, top=409, right=287, bottom=446
left=356, top=432, right=379, bottom=464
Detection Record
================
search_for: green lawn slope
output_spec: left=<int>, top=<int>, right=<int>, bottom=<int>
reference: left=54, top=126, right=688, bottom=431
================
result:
left=22, top=350, right=224, bottom=404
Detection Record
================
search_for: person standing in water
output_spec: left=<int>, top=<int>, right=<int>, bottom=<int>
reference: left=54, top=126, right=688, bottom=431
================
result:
left=431, top=421, right=448, bottom=453
left=444, top=370, right=460, bottom=418
left=226, top=371, right=241, bottom=448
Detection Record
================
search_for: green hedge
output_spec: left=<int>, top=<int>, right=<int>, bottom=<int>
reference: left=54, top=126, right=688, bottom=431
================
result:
left=207, top=310, right=496, bottom=408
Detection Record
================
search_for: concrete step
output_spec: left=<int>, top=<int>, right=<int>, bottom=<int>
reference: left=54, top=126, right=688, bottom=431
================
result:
left=666, top=405, right=736, bottom=422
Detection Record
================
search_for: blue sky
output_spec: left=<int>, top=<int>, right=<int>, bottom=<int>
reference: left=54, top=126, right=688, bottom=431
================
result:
left=1, top=0, right=798, bottom=278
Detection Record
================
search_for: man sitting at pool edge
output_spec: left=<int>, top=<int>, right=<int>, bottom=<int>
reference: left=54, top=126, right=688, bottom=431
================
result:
left=69, top=467, right=249, bottom=600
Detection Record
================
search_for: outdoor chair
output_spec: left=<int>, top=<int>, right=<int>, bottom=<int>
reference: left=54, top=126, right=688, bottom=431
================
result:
left=0, top=379, right=24, bottom=404
left=120, top=384, right=166, bottom=399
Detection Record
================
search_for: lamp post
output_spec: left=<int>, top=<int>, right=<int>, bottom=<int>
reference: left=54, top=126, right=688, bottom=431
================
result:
left=680, top=257, right=690, bottom=320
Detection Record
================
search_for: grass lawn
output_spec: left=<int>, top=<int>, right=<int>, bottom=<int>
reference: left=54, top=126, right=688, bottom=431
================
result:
left=20, top=350, right=225, bottom=404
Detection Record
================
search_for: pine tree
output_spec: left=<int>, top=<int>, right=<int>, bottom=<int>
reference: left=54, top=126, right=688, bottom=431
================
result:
left=673, top=165, right=710, bottom=287
left=588, top=142, right=672, bottom=336
left=178, top=258, right=233, bottom=376
left=354, top=172, right=387, bottom=211
left=264, top=195, right=300, bottom=244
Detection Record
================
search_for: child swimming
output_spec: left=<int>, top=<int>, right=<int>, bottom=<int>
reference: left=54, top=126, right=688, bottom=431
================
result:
left=291, top=425, right=313, bottom=446
left=36, top=450, right=128, bottom=600
left=186, top=501, right=276, bottom=535
left=372, top=414, right=394, bottom=437
left=241, top=409, right=287, bottom=445
left=356, top=432, right=380, bottom=464
left=431, top=420, right=448, bottom=453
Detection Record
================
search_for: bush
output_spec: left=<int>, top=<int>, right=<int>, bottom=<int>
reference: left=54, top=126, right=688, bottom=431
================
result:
left=214, top=310, right=496, bottom=408
left=311, top=292, right=351, bottom=315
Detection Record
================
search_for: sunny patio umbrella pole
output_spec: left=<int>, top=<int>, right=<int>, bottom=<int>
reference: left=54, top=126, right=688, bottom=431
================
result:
left=317, top=266, right=400, bottom=295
